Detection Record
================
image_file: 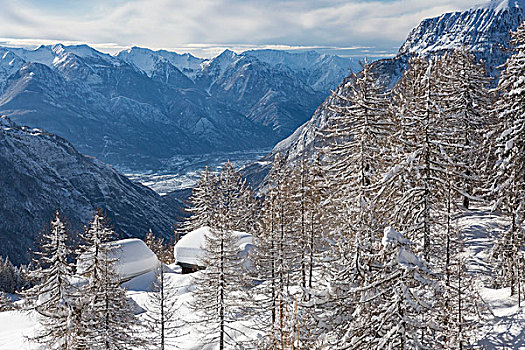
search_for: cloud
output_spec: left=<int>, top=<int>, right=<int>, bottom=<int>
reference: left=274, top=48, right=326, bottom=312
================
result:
left=0, top=0, right=488, bottom=57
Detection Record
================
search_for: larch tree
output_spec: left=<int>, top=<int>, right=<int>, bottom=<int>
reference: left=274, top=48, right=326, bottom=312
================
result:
left=183, top=166, right=218, bottom=233
left=388, top=56, right=458, bottom=262
left=440, top=47, right=492, bottom=210
left=348, top=227, right=437, bottom=349
left=315, top=61, right=394, bottom=348
left=250, top=153, right=302, bottom=349
left=144, top=265, right=184, bottom=350
left=438, top=234, right=485, bottom=349
left=0, top=291, right=14, bottom=311
left=190, top=161, right=254, bottom=350
left=24, top=211, right=78, bottom=349
left=490, top=21, right=525, bottom=302
left=144, top=229, right=173, bottom=264
left=76, top=210, right=143, bottom=349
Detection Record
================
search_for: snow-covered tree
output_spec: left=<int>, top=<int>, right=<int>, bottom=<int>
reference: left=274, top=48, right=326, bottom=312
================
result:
left=322, top=60, right=392, bottom=241
left=0, top=291, right=14, bottom=311
left=293, top=157, right=329, bottom=293
left=23, top=211, right=78, bottom=349
left=0, top=256, right=17, bottom=293
left=144, top=229, right=173, bottom=264
left=490, top=21, right=525, bottom=300
left=332, top=227, right=437, bottom=349
left=144, top=266, right=184, bottom=350
left=0, top=256, right=31, bottom=294
left=190, top=162, right=254, bottom=349
left=251, top=153, right=330, bottom=349
left=440, top=47, right=492, bottom=209
left=312, top=61, right=395, bottom=347
left=183, top=166, right=218, bottom=233
left=219, top=160, right=259, bottom=232
left=76, top=210, right=143, bottom=349
left=387, top=56, right=461, bottom=262
left=438, top=235, right=485, bottom=349
left=250, top=153, right=300, bottom=345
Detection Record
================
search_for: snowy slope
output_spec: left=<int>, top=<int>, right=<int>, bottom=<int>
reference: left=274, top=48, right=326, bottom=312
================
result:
left=244, top=49, right=360, bottom=91
left=7, top=44, right=117, bottom=68
left=117, top=46, right=205, bottom=80
left=0, top=116, right=177, bottom=265
left=0, top=45, right=275, bottom=168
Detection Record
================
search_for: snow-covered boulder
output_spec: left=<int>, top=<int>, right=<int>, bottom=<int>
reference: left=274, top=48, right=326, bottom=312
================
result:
left=174, top=226, right=253, bottom=272
left=78, top=238, right=159, bottom=282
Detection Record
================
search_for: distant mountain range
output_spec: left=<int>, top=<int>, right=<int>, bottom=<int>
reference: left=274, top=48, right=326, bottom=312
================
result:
left=0, top=116, right=178, bottom=265
left=0, top=45, right=360, bottom=169
left=243, top=0, right=525, bottom=187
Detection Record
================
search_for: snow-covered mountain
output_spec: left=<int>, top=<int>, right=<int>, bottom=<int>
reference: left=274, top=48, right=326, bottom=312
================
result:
left=399, top=0, right=525, bottom=75
left=120, top=47, right=360, bottom=139
left=0, top=116, right=177, bottom=265
left=117, top=46, right=204, bottom=81
left=244, top=0, right=525, bottom=187
left=0, top=44, right=358, bottom=169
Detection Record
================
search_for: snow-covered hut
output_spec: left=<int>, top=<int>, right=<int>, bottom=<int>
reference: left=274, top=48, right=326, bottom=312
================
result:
left=174, top=226, right=253, bottom=273
left=78, top=238, right=159, bottom=282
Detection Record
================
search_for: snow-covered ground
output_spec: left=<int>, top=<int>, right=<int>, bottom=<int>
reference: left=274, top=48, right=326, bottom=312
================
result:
left=123, top=149, right=269, bottom=195
left=1, top=207, right=524, bottom=349
left=0, top=268, right=261, bottom=350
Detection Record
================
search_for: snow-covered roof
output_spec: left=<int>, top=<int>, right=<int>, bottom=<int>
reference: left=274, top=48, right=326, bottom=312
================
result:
left=108, top=239, right=159, bottom=280
left=174, top=226, right=253, bottom=266
left=78, top=238, right=159, bottom=282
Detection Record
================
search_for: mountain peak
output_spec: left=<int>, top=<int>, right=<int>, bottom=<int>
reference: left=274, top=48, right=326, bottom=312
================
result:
left=476, top=0, right=525, bottom=12
left=398, top=0, right=525, bottom=63
left=216, top=49, right=237, bottom=59
left=0, top=115, right=13, bottom=128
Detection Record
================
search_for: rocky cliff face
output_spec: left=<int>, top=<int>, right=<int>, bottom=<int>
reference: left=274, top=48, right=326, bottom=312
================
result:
left=0, top=116, right=177, bottom=264
left=243, top=0, right=525, bottom=188
left=399, top=0, right=525, bottom=75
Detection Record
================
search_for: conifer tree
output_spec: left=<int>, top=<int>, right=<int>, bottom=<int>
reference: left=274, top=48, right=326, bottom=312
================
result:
left=0, top=256, right=16, bottom=293
left=387, top=56, right=458, bottom=261
left=184, top=166, right=218, bottom=233
left=190, top=162, right=254, bottom=349
left=322, top=60, right=392, bottom=241
left=0, top=291, right=13, bottom=311
left=335, top=227, right=437, bottom=349
left=144, top=229, right=173, bottom=264
left=251, top=153, right=301, bottom=349
left=440, top=47, right=492, bottom=209
left=76, top=210, right=143, bottom=349
left=144, top=266, right=184, bottom=350
left=438, top=235, right=485, bottom=349
left=314, top=61, right=394, bottom=348
left=294, top=157, right=329, bottom=293
left=490, top=21, right=525, bottom=301
left=24, top=211, right=78, bottom=349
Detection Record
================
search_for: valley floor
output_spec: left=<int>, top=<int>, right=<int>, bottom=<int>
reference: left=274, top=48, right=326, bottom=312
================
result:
left=123, top=148, right=270, bottom=195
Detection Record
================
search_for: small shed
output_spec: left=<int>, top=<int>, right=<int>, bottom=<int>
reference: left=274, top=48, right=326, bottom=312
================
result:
left=174, top=226, right=253, bottom=273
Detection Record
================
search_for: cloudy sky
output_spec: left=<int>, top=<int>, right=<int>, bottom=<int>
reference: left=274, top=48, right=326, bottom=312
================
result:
left=0, top=0, right=490, bottom=58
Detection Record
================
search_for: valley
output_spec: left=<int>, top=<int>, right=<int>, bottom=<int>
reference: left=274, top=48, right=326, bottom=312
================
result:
left=123, top=148, right=270, bottom=194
